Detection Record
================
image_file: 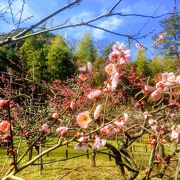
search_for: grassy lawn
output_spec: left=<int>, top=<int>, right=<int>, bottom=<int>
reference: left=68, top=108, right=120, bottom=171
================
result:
left=0, top=145, right=124, bottom=180
left=0, top=137, right=178, bottom=179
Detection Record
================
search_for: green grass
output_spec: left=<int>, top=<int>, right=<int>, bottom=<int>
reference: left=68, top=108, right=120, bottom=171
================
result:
left=0, top=137, right=179, bottom=179
left=0, top=146, right=124, bottom=180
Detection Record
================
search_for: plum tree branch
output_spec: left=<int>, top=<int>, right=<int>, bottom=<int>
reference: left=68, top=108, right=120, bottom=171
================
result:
left=14, top=0, right=81, bottom=38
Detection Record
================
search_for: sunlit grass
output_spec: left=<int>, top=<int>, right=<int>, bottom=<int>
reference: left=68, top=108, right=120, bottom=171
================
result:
left=0, top=136, right=179, bottom=179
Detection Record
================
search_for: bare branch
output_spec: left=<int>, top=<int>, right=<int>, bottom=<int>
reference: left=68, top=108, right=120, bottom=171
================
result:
left=109, top=0, right=122, bottom=14
left=86, top=24, right=130, bottom=38
left=14, top=0, right=81, bottom=38
left=16, top=0, right=26, bottom=29
left=113, top=12, right=180, bottom=19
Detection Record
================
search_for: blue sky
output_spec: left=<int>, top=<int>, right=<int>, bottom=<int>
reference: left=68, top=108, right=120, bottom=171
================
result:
left=0, top=0, right=179, bottom=58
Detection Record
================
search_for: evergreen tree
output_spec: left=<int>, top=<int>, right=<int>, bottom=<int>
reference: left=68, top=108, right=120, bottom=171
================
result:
left=46, top=35, right=76, bottom=81
left=159, top=13, right=180, bottom=56
left=75, top=33, right=97, bottom=65
left=133, top=50, right=148, bottom=77
left=19, top=33, right=52, bottom=80
left=93, top=57, right=106, bottom=86
left=102, top=42, right=114, bottom=58
left=0, top=45, right=21, bottom=73
left=148, top=55, right=163, bottom=77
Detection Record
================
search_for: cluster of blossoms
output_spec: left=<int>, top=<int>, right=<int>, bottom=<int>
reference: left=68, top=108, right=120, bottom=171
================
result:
left=148, top=117, right=180, bottom=144
left=143, top=72, right=180, bottom=144
left=78, top=61, right=93, bottom=81
left=154, top=32, right=167, bottom=46
left=73, top=42, right=135, bottom=150
left=73, top=43, right=131, bottom=150
left=46, top=41, right=179, bottom=154
left=100, top=113, right=128, bottom=137
left=146, top=72, right=180, bottom=102
left=41, top=113, right=68, bottom=138
left=74, top=135, right=106, bottom=150
left=74, top=133, right=89, bottom=150
left=104, top=42, right=130, bottom=92
left=49, top=78, right=94, bottom=110
left=74, top=113, right=129, bottom=150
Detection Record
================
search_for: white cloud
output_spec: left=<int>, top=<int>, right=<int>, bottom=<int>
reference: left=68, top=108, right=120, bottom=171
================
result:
left=92, top=16, right=123, bottom=40
left=64, top=15, right=123, bottom=41
left=71, top=11, right=93, bottom=23
left=62, top=11, right=93, bottom=40
left=68, top=26, right=90, bottom=39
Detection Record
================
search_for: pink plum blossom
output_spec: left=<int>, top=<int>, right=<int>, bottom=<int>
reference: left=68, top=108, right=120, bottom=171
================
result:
left=108, top=42, right=130, bottom=65
left=111, top=72, right=120, bottom=91
left=166, top=72, right=177, bottom=85
left=150, top=89, right=162, bottom=101
left=107, top=72, right=120, bottom=91
left=76, top=111, right=92, bottom=129
left=79, top=74, right=88, bottom=81
left=156, top=72, right=179, bottom=92
left=114, top=121, right=124, bottom=130
left=171, top=125, right=180, bottom=143
left=92, top=136, right=106, bottom=149
left=148, top=119, right=157, bottom=126
left=78, top=136, right=89, bottom=143
left=154, top=32, right=167, bottom=46
left=94, top=104, right=103, bottom=120
left=148, top=119, right=159, bottom=132
left=52, top=112, right=60, bottom=120
left=176, top=75, right=180, bottom=84
left=143, top=111, right=151, bottom=120
left=56, top=127, right=68, bottom=136
left=0, top=120, right=10, bottom=132
left=159, top=32, right=167, bottom=39
left=144, top=85, right=154, bottom=94
left=112, top=42, right=126, bottom=51
left=87, top=62, right=93, bottom=72
left=108, top=52, right=118, bottom=62
left=122, top=113, right=129, bottom=123
left=105, top=63, right=117, bottom=76
left=134, top=102, right=141, bottom=109
left=74, top=143, right=88, bottom=150
left=0, top=99, right=8, bottom=109
left=87, top=90, right=101, bottom=100
left=75, top=132, right=84, bottom=138
left=100, top=124, right=116, bottom=137
left=42, top=124, right=50, bottom=133
left=120, top=50, right=131, bottom=61
left=78, top=66, right=86, bottom=72
left=149, top=138, right=157, bottom=146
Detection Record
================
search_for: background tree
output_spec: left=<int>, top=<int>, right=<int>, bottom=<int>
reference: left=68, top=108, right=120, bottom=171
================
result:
left=148, top=55, right=162, bottom=77
left=46, top=35, right=76, bottom=81
left=19, top=32, right=52, bottom=80
left=93, top=56, right=106, bottom=86
left=0, top=45, right=21, bottom=74
left=102, top=42, right=114, bottom=59
left=75, top=33, right=97, bottom=66
left=159, top=13, right=180, bottom=57
left=133, top=50, right=149, bottom=77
